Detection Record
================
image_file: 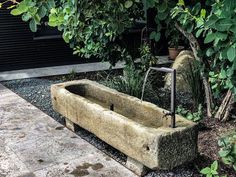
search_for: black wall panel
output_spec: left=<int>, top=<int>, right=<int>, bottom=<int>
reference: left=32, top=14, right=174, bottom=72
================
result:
left=0, top=9, right=96, bottom=72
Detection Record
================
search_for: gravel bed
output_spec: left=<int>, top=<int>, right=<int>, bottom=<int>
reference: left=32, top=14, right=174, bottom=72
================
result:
left=1, top=73, right=195, bottom=177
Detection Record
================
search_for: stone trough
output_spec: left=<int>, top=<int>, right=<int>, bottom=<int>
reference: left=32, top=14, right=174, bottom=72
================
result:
left=51, top=79, right=198, bottom=175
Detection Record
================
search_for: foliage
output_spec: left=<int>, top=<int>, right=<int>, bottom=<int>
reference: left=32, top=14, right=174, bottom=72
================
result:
left=10, top=0, right=55, bottom=32
left=147, top=0, right=176, bottom=42
left=176, top=104, right=203, bottom=122
left=102, top=52, right=158, bottom=100
left=8, top=0, right=144, bottom=64
left=218, top=130, right=236, bottom=171
left=181, top=60, right=205, bottom=108
left=167, top=27, right=186, bottom=48
left=171, top=0, right=236, bottom=101
left=104, top=61, right=144, bottom=98
left=200, top=161, right=226, bottom=177
left=139, top=42, right=158, bottom=72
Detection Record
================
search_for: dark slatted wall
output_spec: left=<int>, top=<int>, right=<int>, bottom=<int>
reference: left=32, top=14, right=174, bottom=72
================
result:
left=0, top=9, right=96, bottom=72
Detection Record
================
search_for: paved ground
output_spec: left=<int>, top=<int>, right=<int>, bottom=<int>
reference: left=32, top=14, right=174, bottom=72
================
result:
left=0, top=84, right=136, bottom=177
left=0, top=56, right=171, bottom=81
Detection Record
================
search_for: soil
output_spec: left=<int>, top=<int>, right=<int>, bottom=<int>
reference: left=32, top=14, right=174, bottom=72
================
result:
left=195, top=118, right=236, bottom=176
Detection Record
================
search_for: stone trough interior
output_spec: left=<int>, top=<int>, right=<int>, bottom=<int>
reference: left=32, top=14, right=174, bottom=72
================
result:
left=65, top=83, right=190, bottom=129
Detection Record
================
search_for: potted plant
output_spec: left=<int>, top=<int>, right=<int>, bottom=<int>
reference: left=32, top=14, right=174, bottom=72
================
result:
left=167, top=27, right=185, bottom=60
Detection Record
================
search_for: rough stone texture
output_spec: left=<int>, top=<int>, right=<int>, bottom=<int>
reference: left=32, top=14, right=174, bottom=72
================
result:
left=126, top=157, right=149, bottom=176
left=51, top=79, right=198, bottom=170
left=165, top=50, right=195, bottom=91
left=65, top=118, right=75, bottom=132
left=0, top=84, right=137, bottom=177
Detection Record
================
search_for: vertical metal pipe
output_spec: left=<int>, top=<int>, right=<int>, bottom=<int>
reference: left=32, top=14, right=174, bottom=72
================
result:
left=171, top=69, right=176, bottom=128
left=142, top=67, right=177, bottom=128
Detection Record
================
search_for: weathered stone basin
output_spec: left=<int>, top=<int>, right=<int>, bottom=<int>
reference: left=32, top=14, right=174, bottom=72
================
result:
left=51, top=79, right=198, bottom=170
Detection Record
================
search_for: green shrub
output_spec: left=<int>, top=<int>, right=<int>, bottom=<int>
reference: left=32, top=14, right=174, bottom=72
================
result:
left=176, top=104, right=203, bottom=122
left=139, top=43, right=158, bottom=72
left=200, top=161, right=227, bottom=177
left=218, top=130, right=236, bottom=171
left=181, top=60, right=205, bottom=108
left=102, top=62, right=158, bottom=101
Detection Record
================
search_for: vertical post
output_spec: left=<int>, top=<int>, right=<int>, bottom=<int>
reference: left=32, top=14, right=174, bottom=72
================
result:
left=171, top=69, right=176, bottom=128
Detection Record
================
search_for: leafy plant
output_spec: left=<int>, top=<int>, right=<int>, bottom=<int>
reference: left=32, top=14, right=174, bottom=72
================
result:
left=171, top=0, right=236, bottom=120
left=139, top=43, right=158, bottom=72
left=104, top=61, right=144, bottom=98
left=10, top=0, right=55, bottom=32
left=148, top=0, right=176, bottom=42
left=200, top=161, right=226, bottom=177
left=167, top=27, right=185, bottom=49
left=8, top=0, right=144, bottom=64
left=218, top=130, right=236, bottom=171
left=176, top=104, right=203, bottom=122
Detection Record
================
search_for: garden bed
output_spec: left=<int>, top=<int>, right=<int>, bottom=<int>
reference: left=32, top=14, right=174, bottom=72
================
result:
left=1, top=70, right=236, bottom=177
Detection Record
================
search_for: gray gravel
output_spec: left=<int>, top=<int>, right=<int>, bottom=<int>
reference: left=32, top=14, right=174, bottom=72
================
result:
left=1, top=75, right=196, bottom=177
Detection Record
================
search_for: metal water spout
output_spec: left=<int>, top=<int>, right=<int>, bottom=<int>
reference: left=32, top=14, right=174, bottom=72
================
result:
left=141, top=67, right=177, bottom=128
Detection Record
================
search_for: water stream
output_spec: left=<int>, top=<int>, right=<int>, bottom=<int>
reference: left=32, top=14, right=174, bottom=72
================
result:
left=141, top=67, right=153, bottom=102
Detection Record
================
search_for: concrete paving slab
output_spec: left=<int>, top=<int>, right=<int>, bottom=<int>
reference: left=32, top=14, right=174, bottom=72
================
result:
left=0, top=84, right=137, bottom=177
left=0, top=56, right=171, bottom=81
left=0, top=62, right=125, bottom=81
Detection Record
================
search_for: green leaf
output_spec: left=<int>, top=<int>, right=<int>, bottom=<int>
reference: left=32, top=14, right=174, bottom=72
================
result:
left=22, top=13, right=31, bottom=22
left=206, top=48, right=214, bottom=57
left=10, top=9, right=22, bottom=16
left=29, top=19, right=37, bottom=32
left=191, top=3, right=201, bottom=16
left=154, top=32, right=161, bottom=41
left=227, top=46, right=236, bottom=62
left=150, top=32, right=156, bottom=40
left=204, top=32, right=215, bottom=44
left=215, top=32, right=228, bottom=41
left=157, top=11, right=168, bottom=20
left=230, top=24, right=236, bottom=33
left=124, top=1, right=133, bottom=9
left=47, top=0, right=55, bottom=9
left=215, top=19, right=232, bottom=32
left=196, top=29, right=203, bottom=38
left=205, top=15, right=218, bottom=28
left=200, top=167, right=211, bottom=174
left=219, top=69, right=227, bottom=79
left=158, top=1, right=168, bottom=13
left=219, top=149, right=231, bottom=157
left=177, top=0, right=185, bottom=6
left=200, top=9, right=206, bottom=19
left=38, top=6, right=47, bottom=18
left=211, top=161, right=218, bottom=172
